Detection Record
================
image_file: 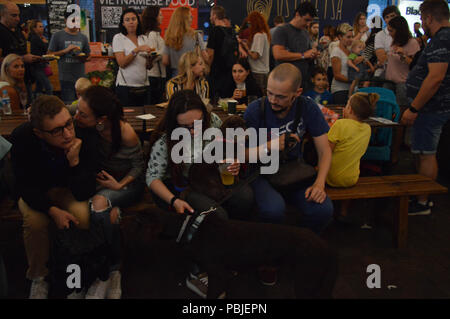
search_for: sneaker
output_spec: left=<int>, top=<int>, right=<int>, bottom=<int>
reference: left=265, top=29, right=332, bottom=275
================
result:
left=258, top=266, right=277, bottom=286
left=67, top=289, right=86, bottom=299
left=106, top=271, right=122, bottom=299
left=85, top=278, right=111, bottom=299
left=29, top=277, right=48, bottom=299
left=186, top=272, right=208, bottom=298
left=408, top=200, right=431, bottom=216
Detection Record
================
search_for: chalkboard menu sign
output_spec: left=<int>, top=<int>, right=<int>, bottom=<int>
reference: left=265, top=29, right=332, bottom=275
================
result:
left=46, top=0, right=72, bottom=35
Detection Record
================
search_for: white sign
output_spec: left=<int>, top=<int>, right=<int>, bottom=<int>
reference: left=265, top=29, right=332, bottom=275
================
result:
left=398, top=0, right=423, bottom=35
left=398, top=0, right=450, bottom=35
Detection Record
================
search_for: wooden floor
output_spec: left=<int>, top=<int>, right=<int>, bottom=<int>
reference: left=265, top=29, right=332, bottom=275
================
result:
left=1, top=146, right=449, bottom=299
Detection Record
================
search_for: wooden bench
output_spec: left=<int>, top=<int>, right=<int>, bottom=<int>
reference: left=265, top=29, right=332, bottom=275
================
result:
left=325, top=174, right=448, bottom=249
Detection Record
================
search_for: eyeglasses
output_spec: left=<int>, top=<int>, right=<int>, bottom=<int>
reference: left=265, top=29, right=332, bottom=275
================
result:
left=40, top=118, right=74, bottom=137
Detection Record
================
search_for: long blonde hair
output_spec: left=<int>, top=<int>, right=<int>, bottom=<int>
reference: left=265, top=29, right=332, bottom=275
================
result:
left=164, top=7, right=195, bottom=51
left=0, top=54, right=22, bottom=87
left=173, top=51, right=205, bottom=89
left=353, top=12, right=367, bottom=36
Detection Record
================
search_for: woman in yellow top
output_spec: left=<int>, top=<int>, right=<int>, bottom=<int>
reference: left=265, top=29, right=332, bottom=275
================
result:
left=327, top=92, right=379, bottom=187
left=166, top=50, right=209, bottom=101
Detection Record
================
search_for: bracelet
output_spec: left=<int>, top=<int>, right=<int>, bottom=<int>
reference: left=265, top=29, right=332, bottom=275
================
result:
left=409, top=105, right=419, bottom=113
left=131, top=50, right=137, bottom=57
left=170, top=195, right=178, bottom=207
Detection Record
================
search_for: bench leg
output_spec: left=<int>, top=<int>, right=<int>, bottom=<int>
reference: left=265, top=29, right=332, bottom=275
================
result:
left=393, top=196, right=408, bottom=249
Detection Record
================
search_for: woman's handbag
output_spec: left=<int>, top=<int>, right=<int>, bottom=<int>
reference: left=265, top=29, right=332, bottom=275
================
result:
left=119, top=69, right=147, bottom=96
left=259, top=96, right=317, bottom=190
left=44, top=64, right=53, bottom=77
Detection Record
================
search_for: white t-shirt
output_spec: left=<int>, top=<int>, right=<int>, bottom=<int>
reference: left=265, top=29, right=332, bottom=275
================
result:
left=330, top=45, right=350, bottom=93
left=249, top=32, right=270, bottom=74
left=374, top=28, right=392, bottom=53
left=374, top=29, right=393, bottom=76
left=144, top=31, right=167, bottom=78
left=354, top=30, right=369, bottom=43
left=112, top=33, right=149, bottom=87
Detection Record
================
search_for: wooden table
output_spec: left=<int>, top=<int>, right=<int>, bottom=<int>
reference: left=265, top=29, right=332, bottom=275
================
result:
left=327, top=105, right=402, bottom=128
left=0, top=112, right=28, bottom=139
left=123, top=105, right=231, bottom=136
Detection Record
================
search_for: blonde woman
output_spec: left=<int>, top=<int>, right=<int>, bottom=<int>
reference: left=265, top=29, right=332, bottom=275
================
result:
left=353, top=12, right=370, bottom=43
left=166, top=51, right=209, bottom=101
left=0, top=54, right=28, bottom=112
left=330, top=23, right=355, bottom=104
left=163, top=6, right=207, bottom=76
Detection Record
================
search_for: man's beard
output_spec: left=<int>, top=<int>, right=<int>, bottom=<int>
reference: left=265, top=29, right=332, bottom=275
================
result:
left=271, top=103, right=290, bottom=114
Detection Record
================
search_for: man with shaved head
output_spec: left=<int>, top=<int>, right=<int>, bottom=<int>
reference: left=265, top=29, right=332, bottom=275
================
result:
left=244, top=63, right=333, bottom=232
left=244, top=63, right=333, bottom=284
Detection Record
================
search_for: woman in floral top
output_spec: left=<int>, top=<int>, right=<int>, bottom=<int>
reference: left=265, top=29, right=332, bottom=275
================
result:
left=146, top=90, right=254, bottom=298
left=146, top=90, right=253, bottom=218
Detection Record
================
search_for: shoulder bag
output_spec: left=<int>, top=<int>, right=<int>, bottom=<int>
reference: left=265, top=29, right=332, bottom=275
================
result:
left=259, top=96, right=317, bottom=190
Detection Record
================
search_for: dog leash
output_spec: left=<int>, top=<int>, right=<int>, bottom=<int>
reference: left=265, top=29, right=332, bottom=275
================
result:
left=176, top=169, right=261, bottom=244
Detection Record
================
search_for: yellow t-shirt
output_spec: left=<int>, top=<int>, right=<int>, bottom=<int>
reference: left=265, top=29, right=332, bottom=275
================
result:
left=327, top=119, right=371, bottom=187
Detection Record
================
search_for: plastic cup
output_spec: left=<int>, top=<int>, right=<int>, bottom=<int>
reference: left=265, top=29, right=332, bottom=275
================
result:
left=218, top=163, right=234, bottom=186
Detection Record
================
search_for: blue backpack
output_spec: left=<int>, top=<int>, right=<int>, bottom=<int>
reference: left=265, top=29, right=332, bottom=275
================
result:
left=358, top=87, right=400, bottom=162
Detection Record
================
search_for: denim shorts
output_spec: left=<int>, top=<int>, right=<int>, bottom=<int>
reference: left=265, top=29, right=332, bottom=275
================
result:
left=411, top=111, right=450, bottom=155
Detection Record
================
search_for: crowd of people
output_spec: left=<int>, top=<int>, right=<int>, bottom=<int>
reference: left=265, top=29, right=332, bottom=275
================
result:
left=0, top=0, right=449, bottom=300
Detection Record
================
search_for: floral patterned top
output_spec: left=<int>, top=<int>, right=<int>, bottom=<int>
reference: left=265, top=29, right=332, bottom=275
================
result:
left=146, top=112, right=222, bottom=186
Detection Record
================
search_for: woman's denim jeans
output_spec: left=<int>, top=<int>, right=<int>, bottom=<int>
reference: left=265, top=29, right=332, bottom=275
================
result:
left=89, top=200, right=121, bottom=271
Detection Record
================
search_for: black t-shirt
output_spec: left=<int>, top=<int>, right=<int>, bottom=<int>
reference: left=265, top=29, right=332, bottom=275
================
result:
left=207, top=25, right=234, bottom=75
left=29, top=32, right=48, bottom=56
left=0, top=23, right=27, bottom=57
left=221, top=75, right=263, bottom=104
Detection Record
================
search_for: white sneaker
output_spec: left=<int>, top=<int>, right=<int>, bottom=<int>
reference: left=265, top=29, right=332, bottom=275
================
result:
left=186, top=272, right=208, bottom=299
left=85, top=278, right=111, bottom=299
left=106, top=271, right=122, bottom=299
left=29, top=277, right=48, bottom=299
left=67, top=289, right=86, bottom=299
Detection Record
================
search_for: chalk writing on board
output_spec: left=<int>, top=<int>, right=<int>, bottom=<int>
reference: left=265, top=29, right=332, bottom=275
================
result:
left=47, top=0, right=71, bottom=35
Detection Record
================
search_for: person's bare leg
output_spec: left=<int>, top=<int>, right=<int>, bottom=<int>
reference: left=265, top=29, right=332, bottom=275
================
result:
left=417, top=154, right=438, bottom=202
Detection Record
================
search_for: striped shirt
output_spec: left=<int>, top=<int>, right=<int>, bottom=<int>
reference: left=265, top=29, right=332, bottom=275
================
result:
left=166, top=77, right=210, bottom=101
left=406, top=27, right=450, bottom=113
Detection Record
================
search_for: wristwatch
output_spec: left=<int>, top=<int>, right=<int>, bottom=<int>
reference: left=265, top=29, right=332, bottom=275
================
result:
left=170, top=195, right=178, bottom=208
left=300, top=53, right=305, bottom=60
left=409, top=105, right=419, bottom=113
left=131, top=50, right=137, bottom=57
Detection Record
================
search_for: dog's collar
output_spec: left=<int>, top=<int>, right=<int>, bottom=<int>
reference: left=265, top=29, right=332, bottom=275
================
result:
left=176, top=207, right=217, bottom=244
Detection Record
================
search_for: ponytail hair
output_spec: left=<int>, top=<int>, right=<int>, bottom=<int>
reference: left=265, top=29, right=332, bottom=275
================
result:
left=349, top=92, right=379, bottom=120
left=81, top=86, right=124, bottom=155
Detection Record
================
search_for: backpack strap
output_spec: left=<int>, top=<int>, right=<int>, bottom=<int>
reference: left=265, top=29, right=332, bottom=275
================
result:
left=259, top=96, right=267, bottom=127
left=259, top=96, right=304, bottom=160
left=259, top=96, right=303, bottom=133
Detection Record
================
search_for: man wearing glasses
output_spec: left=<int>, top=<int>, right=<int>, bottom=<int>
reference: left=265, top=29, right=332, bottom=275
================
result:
left=244, top=63, right=333, bottom=233
left=244, top=63, right=333, bottom=285
left=10, top=95, right=98, bottom=298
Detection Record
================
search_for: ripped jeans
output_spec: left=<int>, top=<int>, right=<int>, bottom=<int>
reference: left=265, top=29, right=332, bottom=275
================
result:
left=89, top=198, right=121, bottom=271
